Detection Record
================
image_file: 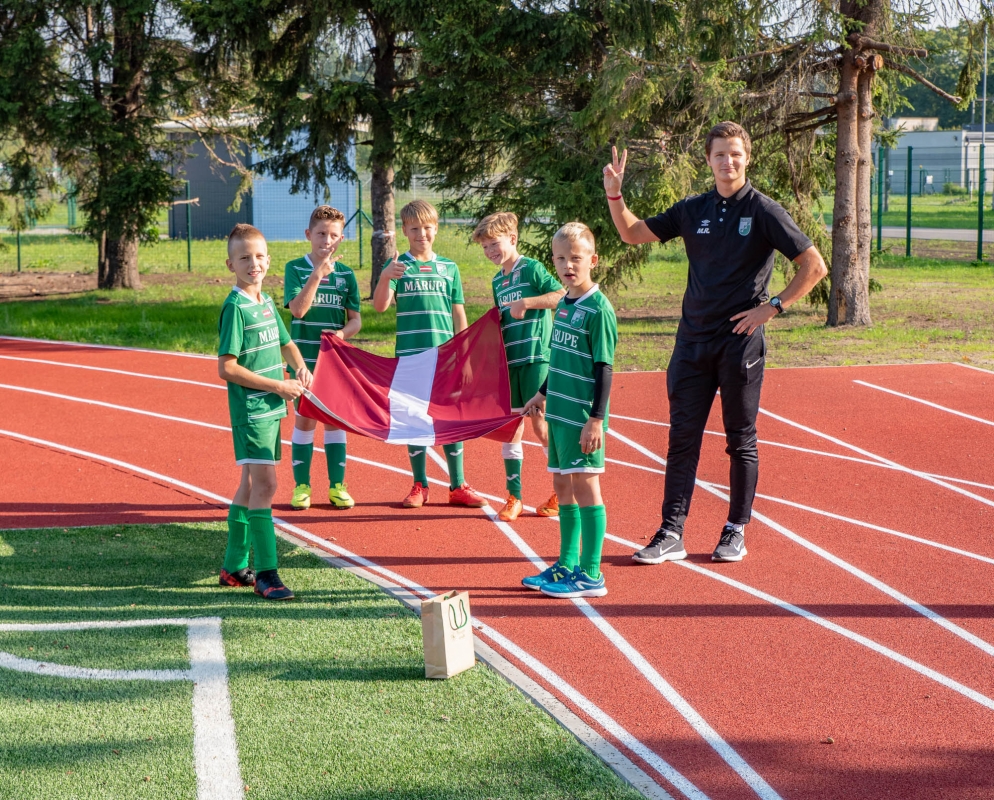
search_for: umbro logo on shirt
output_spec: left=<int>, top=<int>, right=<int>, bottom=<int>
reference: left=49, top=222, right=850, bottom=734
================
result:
left=697, top=219, right=710, bottom=235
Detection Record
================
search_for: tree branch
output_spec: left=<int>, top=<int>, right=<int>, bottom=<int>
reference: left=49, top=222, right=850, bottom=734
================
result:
left=855, top=37, right=927, bottom=58
left=882, top=58, right=962, bottom=104
left=786, top=105, right=837, bottom=124
left=783, top=111, right=838, bottom=135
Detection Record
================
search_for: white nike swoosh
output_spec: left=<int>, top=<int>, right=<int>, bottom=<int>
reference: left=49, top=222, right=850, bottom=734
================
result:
left=746, top=358, right=762, bottom=369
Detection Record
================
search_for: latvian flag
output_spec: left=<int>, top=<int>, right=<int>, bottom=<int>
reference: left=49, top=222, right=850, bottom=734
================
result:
left=297, top=307, right=522, bottom=445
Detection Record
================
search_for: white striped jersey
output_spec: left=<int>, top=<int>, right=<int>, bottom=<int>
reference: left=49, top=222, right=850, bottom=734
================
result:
left=283, top=255, right=360, bottom=372
left=545, top=285, right=617, bottom=429
left=491, top=256, right=562, bottom=366
left=387, top=252, right=464, bottom=356
left=218, top=287, right=291, bottom=426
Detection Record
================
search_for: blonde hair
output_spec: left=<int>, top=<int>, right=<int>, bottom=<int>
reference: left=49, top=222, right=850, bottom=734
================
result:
left=227, top=223, right=266, bottom=255
left=309, top=205, right=346, bottom=229
left=552, top=222, right=596, bottom=253
left=400, top=199, right=439, bottom=227
left=472, top=212, right=518, bottom=243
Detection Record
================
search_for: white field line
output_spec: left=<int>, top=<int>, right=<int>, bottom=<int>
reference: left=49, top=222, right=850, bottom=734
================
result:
left=608, top=429, right=994, bottom=659
left=0, top=617, right=243, bottom=800
left=0, top=429, right=692, bottom=800
left=853, top=380, right=994, bottom=427
left=0, top=335, right=215, bottom=360
left=425, top=449, right=778, bottom=800
left=610, top=414, right=993, bottom=491
left=757, top=407, right=994, bottom=511
left=0, top=355, right=223, bottom=390
left=951, top=362, right=994, bottom=374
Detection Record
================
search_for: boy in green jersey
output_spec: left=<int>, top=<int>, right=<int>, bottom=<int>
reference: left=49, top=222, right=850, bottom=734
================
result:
left=284, top=205, right=362, bottom=511
left=472, top=212, right=565, bottom=522
left=218, top=224, right=313, bottom=601
left=372, top=200, right=486, bottom=509
left=522, top=223, right=617, bottom=599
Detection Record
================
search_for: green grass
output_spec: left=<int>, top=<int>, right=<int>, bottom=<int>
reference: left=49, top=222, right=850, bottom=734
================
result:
left=1, top=227, right=992, bottom=370
left=0, top=523, right=643, bottom=800
left=818, top=191, right=994, bottom=229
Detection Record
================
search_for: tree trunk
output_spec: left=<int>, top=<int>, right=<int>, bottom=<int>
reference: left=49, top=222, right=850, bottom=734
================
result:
left=851, top=65, right=875, bottom=326
left=368, top=19, right=398, bottom=298
left=100, top=235, right=141, bottom=289
left=829, top=55, right=859, bottom=327
left=97, top=230, right=110, bottom=286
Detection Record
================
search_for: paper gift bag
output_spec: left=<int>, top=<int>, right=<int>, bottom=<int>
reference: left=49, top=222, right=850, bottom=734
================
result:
left=422, top=591, right=475, bottom=679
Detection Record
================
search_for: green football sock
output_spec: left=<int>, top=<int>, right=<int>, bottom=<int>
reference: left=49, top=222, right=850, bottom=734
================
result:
left=247, top=508, right=278, bottom=573
left=504, top=459, right=523, bottom=499
left=408, top=445, right=428, bottom=485
left=222, top=504, right=250, bottom=573
left=291, top=442, right=313, bottom=487
left=444, top=443, right=465, bottom=489
left=326, top=443, right=347, bottom=486
left=558, top=503, right=581, bottom=570
left=579, top=504, right=607, bottom=580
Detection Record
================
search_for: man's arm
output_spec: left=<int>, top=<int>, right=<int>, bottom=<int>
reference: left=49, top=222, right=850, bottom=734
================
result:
left=603, top=146, right=660, bottom=245
left=730, top=246, right=828, bottom=335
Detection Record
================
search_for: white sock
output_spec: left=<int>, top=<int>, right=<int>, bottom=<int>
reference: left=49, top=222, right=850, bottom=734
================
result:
left=725, top=521, right=744, bottom=533
left=324, top=429, right=347, bottom=445
left=292, top=428, right=315, bottom=445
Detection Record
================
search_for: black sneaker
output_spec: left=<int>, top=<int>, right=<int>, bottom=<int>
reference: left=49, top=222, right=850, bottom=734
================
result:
left=632, top=529, right=687, bottom=564
left=219, top=567, right=256, bottom=587
left=712, top=526, right=747, bottom=562
left=253, top=569, right=295, bottom=600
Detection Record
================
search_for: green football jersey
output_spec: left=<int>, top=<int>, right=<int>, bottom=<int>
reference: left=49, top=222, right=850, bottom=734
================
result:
left=218, top=287, right=292, bottom=427
left=545, top=285, right=618, bottom=429
left=387, top=252, right=464, bottom=356
left=284, top=255, right=361, bottom=370
left=491, top=256, right=563, bottom=366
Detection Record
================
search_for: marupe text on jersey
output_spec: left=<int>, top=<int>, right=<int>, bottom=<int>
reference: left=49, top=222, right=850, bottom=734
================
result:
left=402, top=278, right=446, bottom=293
left=552, top=327, right=579, bottom=348
left=499, top=291, right=523, bottom=306
left=259, top=326, right=281, bottom=344
left=314, top=292, right=344, bottom=307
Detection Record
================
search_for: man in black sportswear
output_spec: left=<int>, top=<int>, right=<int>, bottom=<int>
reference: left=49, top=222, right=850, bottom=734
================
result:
left=603, top=121, right=828, bottom=564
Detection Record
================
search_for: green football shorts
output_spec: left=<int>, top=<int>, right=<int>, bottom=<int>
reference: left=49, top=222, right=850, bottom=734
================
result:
left=547, top=421, right=605, bottom=474
left=232, top=419, right=283, bottom=465
left=509, top=362, right=549, bottom=411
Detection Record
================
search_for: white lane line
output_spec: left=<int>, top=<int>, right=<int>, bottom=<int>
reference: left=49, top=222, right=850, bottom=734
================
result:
left=854, top=380, right=994, bottom=427
left=611, top=414, right=993, bottom=489
left=0, top=617, right=243, bottom=800
left=952, top=362, right=994, bottom=374
left=702, top=484, right=994, bottom=567
left=600, top=532, right=994, bottom=713
left=0, top=355, right=224, bottom=389
left=0, top=428, right=693, bottom=800
left=758, top=407, right=994, bottom=511
left=426, top=449, right=773, bottom=800
left=608, top=429, right=994, bottom=659
left=0, top=335, right=215, bottom=360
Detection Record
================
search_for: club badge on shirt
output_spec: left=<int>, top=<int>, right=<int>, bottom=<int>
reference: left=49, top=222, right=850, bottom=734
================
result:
left=570, top=309, right=586, bottom=327
left=437, top=263, right=447, bottom=275
left=739, top=217, right=752, bottom=236
left=336, top=276, right=347, bottom=289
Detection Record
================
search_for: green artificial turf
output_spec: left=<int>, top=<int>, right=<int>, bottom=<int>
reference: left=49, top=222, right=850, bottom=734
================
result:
left=0, top=524, right=644, bottom=800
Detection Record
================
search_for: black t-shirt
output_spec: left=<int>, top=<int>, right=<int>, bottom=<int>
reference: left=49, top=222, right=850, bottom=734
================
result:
left=643, top=180, right=813, bottom=341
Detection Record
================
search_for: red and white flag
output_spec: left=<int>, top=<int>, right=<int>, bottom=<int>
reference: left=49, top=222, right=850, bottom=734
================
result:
left=297, top=307, right=522, bottom=445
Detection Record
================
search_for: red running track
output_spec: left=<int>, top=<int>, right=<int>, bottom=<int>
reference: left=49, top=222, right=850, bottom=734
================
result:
left=2, top=337, right=994, bottom=800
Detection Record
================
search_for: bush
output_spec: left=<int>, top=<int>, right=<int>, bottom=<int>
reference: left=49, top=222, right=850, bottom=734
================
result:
left=943, top=182, right=968, bottom=196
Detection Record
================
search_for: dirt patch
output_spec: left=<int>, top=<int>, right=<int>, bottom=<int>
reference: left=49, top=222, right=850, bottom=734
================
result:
left=0, top=271, right=97, bottom=300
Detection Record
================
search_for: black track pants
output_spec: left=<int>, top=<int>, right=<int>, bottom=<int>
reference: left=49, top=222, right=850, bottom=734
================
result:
left=660, top=329, right=765, bottom=535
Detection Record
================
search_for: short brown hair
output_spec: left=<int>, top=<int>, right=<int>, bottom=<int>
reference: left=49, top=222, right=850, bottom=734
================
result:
left=309, top=205, right=346, bottom=230
left=705, top=121, right=752, bottom=158
left=400, top=199, right=439, bottom=227
left=552, top=222, right=596, bottom=253
left=472, top=212, right=518, bottom=243
left=227, top=223, right=265, bottom=255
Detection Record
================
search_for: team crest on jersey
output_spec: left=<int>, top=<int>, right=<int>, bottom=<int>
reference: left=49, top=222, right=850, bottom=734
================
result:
left=511, top=270, right=521, bottom=286
left=738, top=217, right=752, bottom=236
left=437, top=263, right=447, bottom=275
left=570, top=309, right=586, bottom=327
left=335, top=276, right=347, bottom=289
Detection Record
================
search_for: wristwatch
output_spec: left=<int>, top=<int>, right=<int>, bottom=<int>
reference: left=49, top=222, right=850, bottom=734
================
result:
left=769, top=296, right=784, bottom=315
